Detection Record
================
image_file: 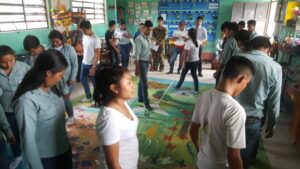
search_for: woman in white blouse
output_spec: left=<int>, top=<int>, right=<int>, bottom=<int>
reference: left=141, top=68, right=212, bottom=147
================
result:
left=94, top=66, right=138, bottom=169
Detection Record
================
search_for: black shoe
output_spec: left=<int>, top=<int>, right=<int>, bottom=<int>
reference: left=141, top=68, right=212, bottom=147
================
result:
left=198, top=74, right=203, bottom=77
left=166, top=71, right=173, bottom=74
left=145, top=104, right=153, bottom=111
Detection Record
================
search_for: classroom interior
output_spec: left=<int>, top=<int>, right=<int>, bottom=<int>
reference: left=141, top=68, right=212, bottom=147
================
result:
left=1, top=0, right=300, bottom=169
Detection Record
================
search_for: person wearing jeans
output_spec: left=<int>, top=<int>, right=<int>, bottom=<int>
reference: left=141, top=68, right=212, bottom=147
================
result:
left=241, top=117, right=261, bottom=168
left=79, top=20, right=101, bottom=103
left=133, top=20, right=153, bottom=111
left=175, top=28, right=200, bottom=93
left=80, top=63, right=96, bottom=99
left=235, top=37, right=282, bottom=169
left=176, top=61, right=199, bottom=92
left=120, top=43, right=132, bottom=68
left=167, top=21, right=187, bottom=74
left=116, top=20, right=132, bottom=68
left=49, top=30, right=78, bottom=124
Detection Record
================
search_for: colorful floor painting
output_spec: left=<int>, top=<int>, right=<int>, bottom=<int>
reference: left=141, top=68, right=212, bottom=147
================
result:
left=68, top=78, right=271, bottom=169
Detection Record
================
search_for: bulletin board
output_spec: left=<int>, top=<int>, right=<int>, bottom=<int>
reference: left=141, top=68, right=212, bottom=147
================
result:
left=126, top=0, right=159, bottom=27
left=158, top=0, right=219, bottom=42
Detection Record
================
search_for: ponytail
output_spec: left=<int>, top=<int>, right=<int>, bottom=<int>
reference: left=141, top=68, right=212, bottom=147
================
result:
left=13, top=68, right=45, bottom=101
left=13, top=50, right=68, bottom=101
left=188, top=28, right=198, bottom=47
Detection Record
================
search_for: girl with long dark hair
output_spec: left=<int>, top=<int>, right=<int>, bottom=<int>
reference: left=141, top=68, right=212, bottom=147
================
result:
left=94, top=66, right=139, bottom=169
left=175, top=28, right=200, bottom=93
left=13, top=50, right=73, bottom=169
left=48, top=30, right=78, bottom=124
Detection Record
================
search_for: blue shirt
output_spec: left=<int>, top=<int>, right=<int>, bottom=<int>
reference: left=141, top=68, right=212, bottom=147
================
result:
left=0, top=104, right=13, bottom=141
left=235, top=50, right=282, bottom=130
left=220, top=37, right=238, bottom=65
left=133, top=33, right=151, bottom=61
left=0, top=61, right=30, bottom=113
left=49, top=44, right=78, bottom=82
left=13, top=88, right=70, bottom=169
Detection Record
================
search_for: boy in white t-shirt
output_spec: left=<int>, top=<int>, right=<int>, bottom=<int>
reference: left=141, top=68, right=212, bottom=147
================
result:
left=79, top=20, right=101, bottom=103
left=190, top=56, right=255, bottom=169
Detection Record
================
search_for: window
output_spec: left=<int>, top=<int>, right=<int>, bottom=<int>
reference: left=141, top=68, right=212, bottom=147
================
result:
left=72, top=0, right=105, bottom=24
left=0, top=0, right=48, bottom=32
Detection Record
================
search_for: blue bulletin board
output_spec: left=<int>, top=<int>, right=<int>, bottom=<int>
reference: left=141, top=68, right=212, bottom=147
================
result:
left=158, top=0, right=219, bottom=42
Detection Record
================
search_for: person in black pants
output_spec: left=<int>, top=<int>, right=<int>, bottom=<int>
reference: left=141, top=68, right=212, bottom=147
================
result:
left=175, top=28, right=200, bottom=94
left=195, top=16, right=207, bottom=77
left=105, top=20, right=120, bottom=66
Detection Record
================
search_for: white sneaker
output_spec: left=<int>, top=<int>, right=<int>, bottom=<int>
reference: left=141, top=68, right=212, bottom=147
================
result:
left=66, top=117, right=75, bottom=125
left=80, top=98, right=92, bottom=103
left=9, top=156, right=22, bottom=169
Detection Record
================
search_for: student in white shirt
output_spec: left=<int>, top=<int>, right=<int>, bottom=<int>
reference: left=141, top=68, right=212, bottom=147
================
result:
left=95, top=66, right=139, bottom=169
left=115, top=20, right=132, bottom=68
left=79, top=20, right=101, bottom=103
left=195, top=16, right=207, bottom=77
left=167, top=20, right=188, bottom=74
left=190, top=56, right=255, bottom=169
left=175, top=28, right=200, bottom=93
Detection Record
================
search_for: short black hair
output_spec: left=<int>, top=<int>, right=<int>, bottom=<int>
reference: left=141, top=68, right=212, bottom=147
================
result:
left=238, top=21, right=245, bottom=27
left=221, top=22, right=230, bottom=31
left=222, top=56, right=255, bottom=79
left=247, top=19, right=256, bottom=26
left=144, top=20, right=153, bottom=28
left=157, top=16, right=164, bottom=21
left=79, top=20, right=91, bottom=29
left=0, top=45, right=15, bottom=58
left=119, top=19, right=125, bottom=25
left=23, top=35, right=40, bottom=51
left=139, top=23, right=145, bottom=26
left=227, top=22, right=239, bottom=34
left=48, top=30, right=64, bottom=42
left=196, top=16, right=204, bottom=21
left=235, top=30, right=251, bottom=45
left=250, top=36, right=271, bottom=50
left=109, top=20, right=116, bottom=27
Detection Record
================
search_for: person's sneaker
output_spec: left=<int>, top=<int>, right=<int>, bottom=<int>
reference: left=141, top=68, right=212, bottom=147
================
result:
left=66, top=116, right=75, bottom=125
left=145, top=104, right=153, bottom=111
left=192, top=91, right=199, bottom=95
left=177, top=71, right=180, bottom=74
left=9, top=156, right=22, bottom=169
left=91, top=101, right=98, bottom=107
left=166, top=71, right=173, bottom=74
left=81, top=98, right=92, bottom=103
left=198, top=74, right=203, bottom=77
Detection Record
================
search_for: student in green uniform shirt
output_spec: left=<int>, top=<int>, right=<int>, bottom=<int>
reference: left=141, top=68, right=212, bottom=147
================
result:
left=48, top=30, right=78, bottom=125
left=0, top=103, right=16, bottom=169
left=0, top=45, right=30, bottom=168
left=13, top=50, right=72, bottom=169
left=215, top=22, right=239, bottom=85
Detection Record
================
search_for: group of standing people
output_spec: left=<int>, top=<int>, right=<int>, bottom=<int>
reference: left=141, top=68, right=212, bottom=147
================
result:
left=0, top=16, right=283, bottom=169
left=190, top=19, right=282, bottom=169
left=0, top=20, right=102, bottom=169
